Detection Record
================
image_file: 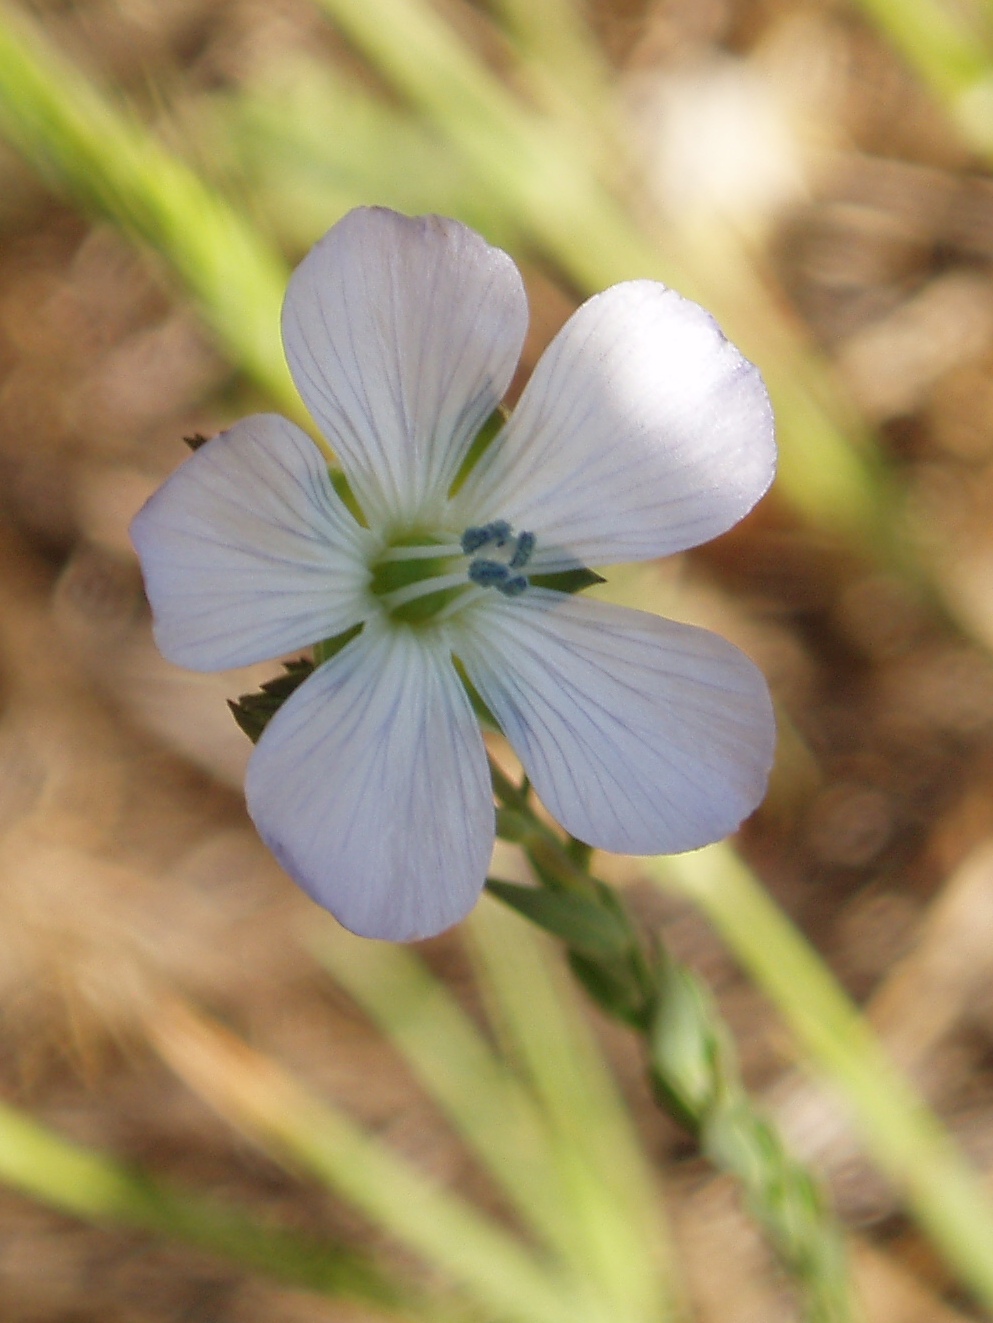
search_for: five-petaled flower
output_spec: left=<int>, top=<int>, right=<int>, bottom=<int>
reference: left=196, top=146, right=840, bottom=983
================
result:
left=131, top=207, right=777, bottom=941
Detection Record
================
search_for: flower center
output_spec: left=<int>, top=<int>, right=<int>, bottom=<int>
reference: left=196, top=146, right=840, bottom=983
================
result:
left=369, top=521, right=536, bottom=625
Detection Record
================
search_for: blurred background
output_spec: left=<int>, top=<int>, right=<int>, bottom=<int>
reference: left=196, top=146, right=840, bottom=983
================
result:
left=3, top=0, right=993, bottom=1319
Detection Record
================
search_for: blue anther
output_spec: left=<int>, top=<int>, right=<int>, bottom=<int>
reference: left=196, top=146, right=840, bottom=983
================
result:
left=508, top=530, right=535, bottom=570
left=461, top=526, right=492, bottom=554
left=468, top=559, right=511, bottom=587
left=499, top=575, right=529, bottom=597
left=461, top=520, right=512, bottom=553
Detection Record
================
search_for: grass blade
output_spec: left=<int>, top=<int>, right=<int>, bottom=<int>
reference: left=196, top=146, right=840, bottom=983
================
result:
left=467, top=899, right=681, bottom=1323
left=307, top=920, right=592, bottom=1265
left=653, top=843, right=993, bottom=1312
left=0, top=4, right=301, bottom=421
left=0, top=1096, right=407, bottom=1307
left=148, top=995, right=614, bottom=1323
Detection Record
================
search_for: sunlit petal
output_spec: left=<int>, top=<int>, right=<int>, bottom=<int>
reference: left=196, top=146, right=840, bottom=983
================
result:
left=282, top=207, right=528, bottom=529
left=456, top=591, right=775, bottom=854
left=130, top=414, right=373, bottom=670
left=453, top=281, right=774, bottom=571
left=245, top=621, right=494, bottom=940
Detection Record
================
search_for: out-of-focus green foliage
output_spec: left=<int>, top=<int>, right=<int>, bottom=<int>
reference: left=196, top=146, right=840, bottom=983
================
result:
left=0, top=2, right=300, bottom=420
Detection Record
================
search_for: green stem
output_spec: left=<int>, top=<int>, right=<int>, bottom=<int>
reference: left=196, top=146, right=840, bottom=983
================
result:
left=0, top=1097, right=406, bottom=1307
left=490, top=765, right=854, bottom=1322
left=655, top=843, right=993, bottom=1311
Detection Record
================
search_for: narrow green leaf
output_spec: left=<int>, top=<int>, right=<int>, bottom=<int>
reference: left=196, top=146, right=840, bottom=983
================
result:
left=485, top=878, right=630, bottom=959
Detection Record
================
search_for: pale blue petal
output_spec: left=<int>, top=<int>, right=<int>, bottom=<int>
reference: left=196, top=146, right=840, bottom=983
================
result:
left=130, top=414, right=373, bottom=671
left=282, top=207, right=528, bottom=530
left=452, top=281, right=775, bottom=571
left=456, top=591, right=776, bottom=854
left=245, top=621, right=494, bottom=941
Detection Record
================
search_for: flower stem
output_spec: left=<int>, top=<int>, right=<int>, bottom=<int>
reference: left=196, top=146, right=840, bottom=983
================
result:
left=489, top=762, right=855, bottom=1323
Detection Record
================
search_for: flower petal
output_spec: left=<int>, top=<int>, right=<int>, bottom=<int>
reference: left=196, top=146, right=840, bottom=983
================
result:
left=245, top=621, right=494, bottom=941
left=456, top=591, right=775, bottom=855
left=282, top=207, right=528, bottom=529
left=130, top=414, right=373, bottom=671
left=452, top=281, right=775, bottom=571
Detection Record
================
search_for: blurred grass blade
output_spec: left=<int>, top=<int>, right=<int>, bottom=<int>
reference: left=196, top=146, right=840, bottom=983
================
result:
left=849, top=0, right=993, bottom=156
left=466, top=899, right=680, bottom=1323
left=486, top=0, right=615, bottom=129
left=307, top=920, right=593, bottom=1266
left=0, top=3, right=302, bottom=421
left=309, top=919, right=682, bottom=1319
left=148, top=995, right=611, bottom=1323
left=652, top=843, right=993, bottom=1312
left=218, top=58, right=521, bottom=252
left=0, top=1097, right=407, bottom=1307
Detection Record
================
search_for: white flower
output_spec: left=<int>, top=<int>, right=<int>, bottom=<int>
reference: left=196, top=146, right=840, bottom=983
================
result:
left=131, top=207, right=777, bottom=942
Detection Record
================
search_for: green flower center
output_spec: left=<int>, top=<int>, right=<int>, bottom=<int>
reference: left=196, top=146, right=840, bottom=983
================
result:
left=370, top=523, right=536, bottom=625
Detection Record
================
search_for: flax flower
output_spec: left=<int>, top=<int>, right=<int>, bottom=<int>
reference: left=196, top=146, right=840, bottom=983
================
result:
left=131, top=207, right=776, bottom=941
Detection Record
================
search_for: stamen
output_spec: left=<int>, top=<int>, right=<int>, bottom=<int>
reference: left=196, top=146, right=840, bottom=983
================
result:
left=461, top=526, right=491, bottom=554
left=460, top=520, right=512, bottom=554
left=374, top=518, right=537, bottom=623
left=378, top=541, right=463, bottom=561
left=508, top=531, right=535, bottom=570
left=379, top=570, right=471, bottom=613
left=499, top=575, right=528, bottom=597
left=468, top=559, right=511, bottom=588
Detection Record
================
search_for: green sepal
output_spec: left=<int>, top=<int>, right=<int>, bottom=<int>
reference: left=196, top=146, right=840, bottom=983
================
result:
left=229, top=625, right=363, bottom=743
left=485, top=877, right=630, bottom=960
left=455, top=659, right=501, bottom=732
left=228, top=658, right=316, bottom=744
left=183, top=432, right=210, bottom=451
left=313, top=621, right=363, bottom=665
left=529, top=567, right=606, bottom=594
left=565, top=836, right=593, bottom=869
left=329, top=467, right=366, bottom=526
left=647, top=955, right=723, bottom=1130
